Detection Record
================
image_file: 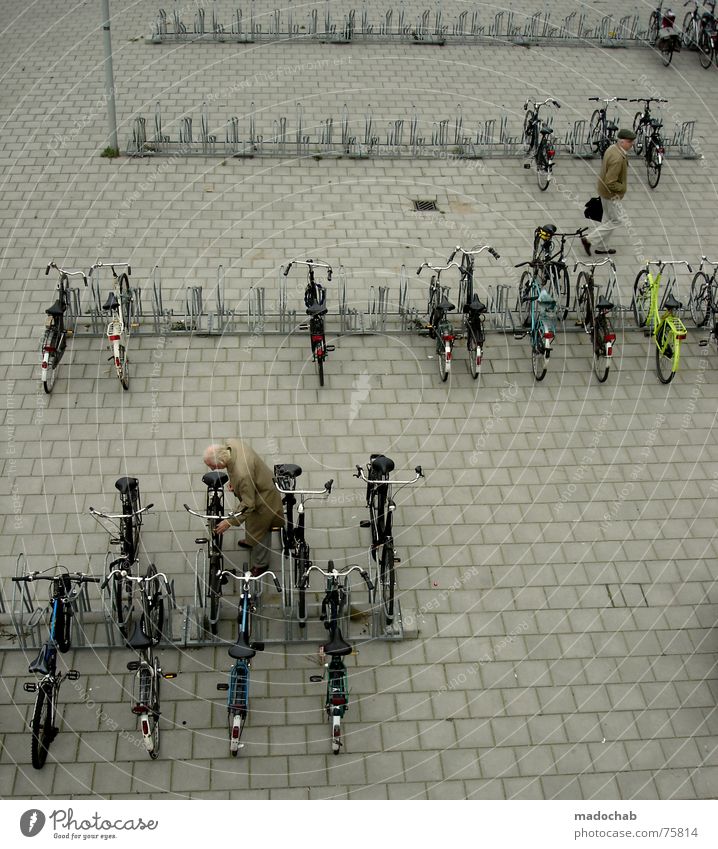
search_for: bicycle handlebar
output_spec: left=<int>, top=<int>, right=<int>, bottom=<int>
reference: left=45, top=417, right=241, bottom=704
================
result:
left=100, top=568, right=168, bottom=590
left=219, top=569, right=282, bottom=593
left=645, top=260, right=693, bottom=272
left=699, top=255, right=718, bottom=267
left=88, top=260, right=132, bottom=277
left=89, top=504, right=154, bottom=521
left=573, top=259, right=616, bottom=272
left=448, top=245, right=501, bottom=262
left=525, top=98, right=560, bottom=110
left=273, top=478, right=333, bottom=497
left=588, top=96, right=627, bottom=103
left=629, top=97, right=668, bottom=104
left=354, top=466, right=424, bottom=486
left=417, top=260, right=461, bottom=276
left=299, top=563, right=374, bottom=592
left=183, top=504, right=245, bottom=522
left=13, top=572, right=100, bottom=584
left=45, top=263, right=88, bottom=286
left=283, top=259, right=333, bottom=281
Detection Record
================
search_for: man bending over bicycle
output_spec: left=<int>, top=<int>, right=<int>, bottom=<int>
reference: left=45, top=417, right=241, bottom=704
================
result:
left=203, top=440, right=284, bottom=576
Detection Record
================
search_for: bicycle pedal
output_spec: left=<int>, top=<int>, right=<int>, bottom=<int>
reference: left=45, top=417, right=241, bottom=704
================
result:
left=298, top=323, right=309, bottom=330
left=394, top=557, right=401, bottom=563
left=359, top=520, right=371, bottom=528
left=325, top=345, right=335, bottom=352
left=217, top=683, right=229, bottom=691
left=699, top=340, right=708, bottom=347
left=66, top=670, right=80, bottom=681
left=523, top=163, right=531, bottom=169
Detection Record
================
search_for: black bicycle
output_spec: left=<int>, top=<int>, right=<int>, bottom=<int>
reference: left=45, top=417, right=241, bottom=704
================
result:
left=417, top=259, right=459, bottom=381
left=273, top=464, right=332, bottom=627
left=102, top=565, right=174, bottom=758
left=574, top=259, right=618, bottom=383
left=41, top=262, right=87, bottom=394
left=649, top=5, right=682, bottom=65
left=587, top=96, right=627, bottom=156
left=630, top=98, right=666, bottom=188
left=283, top=258, right=335, bottom=387
left=354, top=456, right=423, bottom=628
left=13, top=570, right=100, bottom=768
left=216, top=569, right=281, bottom=755
left=522, top=97, right=560, bottom=191
left=689, top=256, right=718, bottom=326
left=89, top=477, right=153, bottom=637
left=185, top=471, right=244, bottom=636
left=447, top=244, right=500, bottom=378
left=526, top=225, right=584, bottom=321
left=302, top=562, right=373, bottom=754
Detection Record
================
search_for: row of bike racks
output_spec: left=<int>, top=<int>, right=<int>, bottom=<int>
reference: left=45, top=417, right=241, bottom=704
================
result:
left=127, top=101, right=699, bottom=160
left=58, top=261, right=700, bottom=343
left=147, top=2, right=643, bottom=46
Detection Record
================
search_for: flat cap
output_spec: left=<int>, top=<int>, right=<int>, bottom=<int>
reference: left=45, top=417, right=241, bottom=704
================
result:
left=617, top=128, right=637, bottom=140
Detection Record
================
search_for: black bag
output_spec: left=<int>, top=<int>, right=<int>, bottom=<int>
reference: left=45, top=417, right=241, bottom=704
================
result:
left=584, top=196, right=603, bottom=222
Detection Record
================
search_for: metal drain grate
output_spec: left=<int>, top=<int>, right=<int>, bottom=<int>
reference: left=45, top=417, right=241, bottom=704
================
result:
left=413, top=199, right=438, bottom=212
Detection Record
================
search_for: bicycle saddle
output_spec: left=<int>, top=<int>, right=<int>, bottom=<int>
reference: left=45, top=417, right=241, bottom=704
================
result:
left=650, top=118, right=663, bottom=129
left=274, top=463, right=302, bottom=480
left=540, top=124, right=553, bottom=135
left=465, top=294, right=487, bottom=314
left=606, top=122, right=618, bottom=132
left=45, top=300, right=65, bottom=317
left=439, top=298, right=456, bottom=312
left=202, top=470, right=229, bottom=489
left=596, top=295, right=614, bottom=311
left=28, top=646, right=52, bottom=676
left=127, top=618, right=153, bottom=651
left=228, top=636, right=256, bottom=660
left=103, top=291, right=119, bottom=312
left=115, top=476, right=139, bottom=495
left=306, top=303, right=328, bottom=317
left=370, top=454, right=395, bottom=477
left=664, top=294, right=682, bottom=311
left=323, top=629, right=353, bottom=657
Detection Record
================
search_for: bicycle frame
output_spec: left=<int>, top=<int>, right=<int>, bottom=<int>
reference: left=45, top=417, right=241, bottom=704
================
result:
left=89, top=259, right=132, bottom=390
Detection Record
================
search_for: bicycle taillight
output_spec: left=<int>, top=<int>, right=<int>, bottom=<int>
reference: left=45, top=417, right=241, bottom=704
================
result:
left=547, top=147, right=555, bottom=159
left=543, top=330, right=554, bottom=341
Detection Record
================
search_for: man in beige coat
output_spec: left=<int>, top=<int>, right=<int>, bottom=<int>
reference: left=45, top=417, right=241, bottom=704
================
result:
left=581, top=128, right=636, bottom=256
left=203, top=440, right=284, bottom=575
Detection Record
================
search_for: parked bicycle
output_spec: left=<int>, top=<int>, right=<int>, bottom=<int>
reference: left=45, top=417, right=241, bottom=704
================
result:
left=689, top=256, right=718, bottom=326
left=41, top=262, right=87, bottom=394
left=102, top=565, right=174, bottom=758
left=89, top=260, right=133, bottom=390
left=633, top=260, right=691, bottom=383
left=185, top=472, right=244, bottom=636
left=530, top=225, right=585, bottom=319
left=682, top=0, right=716, bottom=54
left=89, top=477, right=153, bottom=638
left=447, top=244, right=500, bottom=378
left=574, top=259, right=618, bottom=383
left=354, top=456, right=423, bottom=628
left=417, top=259, right=459, bottom=381
left=629, top=98, right=667, bottom=188
left=697, top=9, right=718, bottom=65
left=282, top=258, right=335, bottom=387
left=302, top=562, right=373, bottom=754
left=216, top=569, right=281, bottom=755
left=588, top=96, right=627, bottom=156
left=515, top=259, right=559, bottom=381
left=648, top=5, right=682, bottom=65
left=273, top=464, right=333, bottom=627
left=13, top=570, right=100, bottom=768
left=522, top=97, right=560, bottom=191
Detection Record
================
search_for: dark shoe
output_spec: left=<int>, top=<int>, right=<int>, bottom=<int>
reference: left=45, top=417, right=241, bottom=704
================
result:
left=237, top=539, right=252, bottom=549
left=580, top=237, right=592, bottom=256
left=250, top=566, right=269, bottom=578
left=594, top=249, right=616, bottom=255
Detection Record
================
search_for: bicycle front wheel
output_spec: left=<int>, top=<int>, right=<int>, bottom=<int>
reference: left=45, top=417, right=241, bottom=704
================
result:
left=55, top=603, right=73, bottom=654
left=593, top=316, right=611, bottom=383
left=119, top=273, right=132, bottom=330
left=646, top=143, right=662, bottom=189
left=548, top=264, right=570, bottom=319
left=380, top=545, right=396, bottom=624
left=699, top=28, right=714, bottom=67
left=648, top=10, right=659, bottom=43
left=690, top=272, right=711, bottom=327
left=297, top=546, right=309, bottom=627
left=660, top=40, right=674, bottom=66
left=632, top=113, right=645, bottom=156
left=145, top=565, right=165, bottom=644
left=517, top=270, right=533, bottom=328
left=113, top=571, right=133, bottom=637
left=588, top=109, right=603, bottom=154
left=522, top=111, right=537, bottom=154
left=633, top=271, right=651, bottom=328
left=31, top=683, right=55, bottom=769
left=576, top=274, right=591, bottom=332
left=682, top=12, right=696, bottom=49
left=655, top=323, right=678, bottom=383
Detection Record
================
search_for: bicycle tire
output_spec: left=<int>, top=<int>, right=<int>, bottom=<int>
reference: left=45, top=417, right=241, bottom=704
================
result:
left=145, top=564, right=165, bottom=644
left=531, top=329, right=548, bottom=381
left=208, top=561, right=222, bottom=636
left=683, top=11, right=696, bottom=49
left=31, top=682, right=55, bottom=769
left=522, top=110, right=537, bottom=154
left=548, top=264, right=570, bottom=319
left=576, top=273, right=592, bottom=332
left=297, top=545, right=309, bottom=627
left=593, top=316, right=611, bottom=383
left=41, top=328, right=60, bottom=394
left=690, top=272, right=711, bottom=327
left=699, top=28, right=714, bottom=67
left=229, top=665, right=248, bottom=755
left=536, top=147, right=550, bottom=191
left=138, top=665, right=160, bottom=758
left=648, top=10, right=659, bottom=43
left=633, top=271, right=651, bottom=328
left=437, top=336, right=450, bottom=382
left=467, top=325, right=481, bottom=379
left=655, top=322, right=677, bottom=383
left=121, top=491, right=141, bottom=563
left=116, top=343, right=129, bottom=390
left=113, top=571, right=133, bottom=637
left=55, top=601, right=72, bottom=654
left=317, top=352, right=325, bottom=387
left=588, top=109, right=604, bottom=154
left=517, top=270, right=533, bottom=328
left=646, top=142, right=662, bottom=188
left=380, top=544, right=396, bottom=624
left=633, top=112, right=646, bottom=156
left=119, top=273, right=132, bottom=330
left=660, top=41, right=674, bottom=66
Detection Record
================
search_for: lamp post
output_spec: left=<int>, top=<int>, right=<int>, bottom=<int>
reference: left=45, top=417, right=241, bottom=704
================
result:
left=100, top=0, right=119, bottom=153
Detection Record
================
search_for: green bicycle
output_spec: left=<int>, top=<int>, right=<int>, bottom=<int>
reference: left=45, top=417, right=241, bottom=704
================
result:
left=632, top=260, right=692, bottom=384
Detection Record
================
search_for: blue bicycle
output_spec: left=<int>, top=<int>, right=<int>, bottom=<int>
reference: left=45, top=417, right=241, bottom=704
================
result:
left=216, top=569, right=281, bottom=755
left=515, top=259, right=559, bottom=381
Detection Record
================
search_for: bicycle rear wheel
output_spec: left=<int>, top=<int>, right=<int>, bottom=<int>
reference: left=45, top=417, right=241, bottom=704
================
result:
left=699, top=28, right=714, bottom=67
left=119, top=274, right=132, bottom=330
left=648, top=10, right=659, bottom=43
left=690, top=272, right=711, bottom=327
left=576, top=274, right=591, bottom=332
left=229, top=665, right=248, bottom=755
left=115, top=343, right=130, bottom=390
left=682, top=12, right=696, bottom=49
left=655, top=323, right=678, bottom=383
left=297, top=545, right=309, bottom=627
left=633, top=271, right=651, bottom=328
left=208, top=560, right=222, bottom=636
left=316, top=354, right=324, bottom=387
left=113, top=570, right=133, bottom=637
left=588, top=110, right=603, bottom=154
left=531, top=332, right=548, bottom=381
left=536, top=149, right=550, bottom=191
left=517, top=270, right=533, bottom=328
left=437, top=337, right=450, bottom=382
left=41, top=328, right=61, bottom=394
left=380, top=545, right=396, bottom=624
left=548, top=264, right=570, bottom=319
left=646, top=143, right=662, bottom=188
left=145, top=565, right=165, bottom=644
left=138, top=664, right=160, bottom=758
left=592, top=316, right=611, bottom=383
left=466, top=325, right=482, bottom=379
left=31, top=682, right=56, bottom=769
left=660, top=41, right=674, bottom=66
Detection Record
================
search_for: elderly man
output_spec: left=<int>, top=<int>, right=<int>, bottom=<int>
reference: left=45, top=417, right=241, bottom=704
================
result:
left=203, top=440, right=284, bottom=576
left=581, top=128, right=636, bottom=257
